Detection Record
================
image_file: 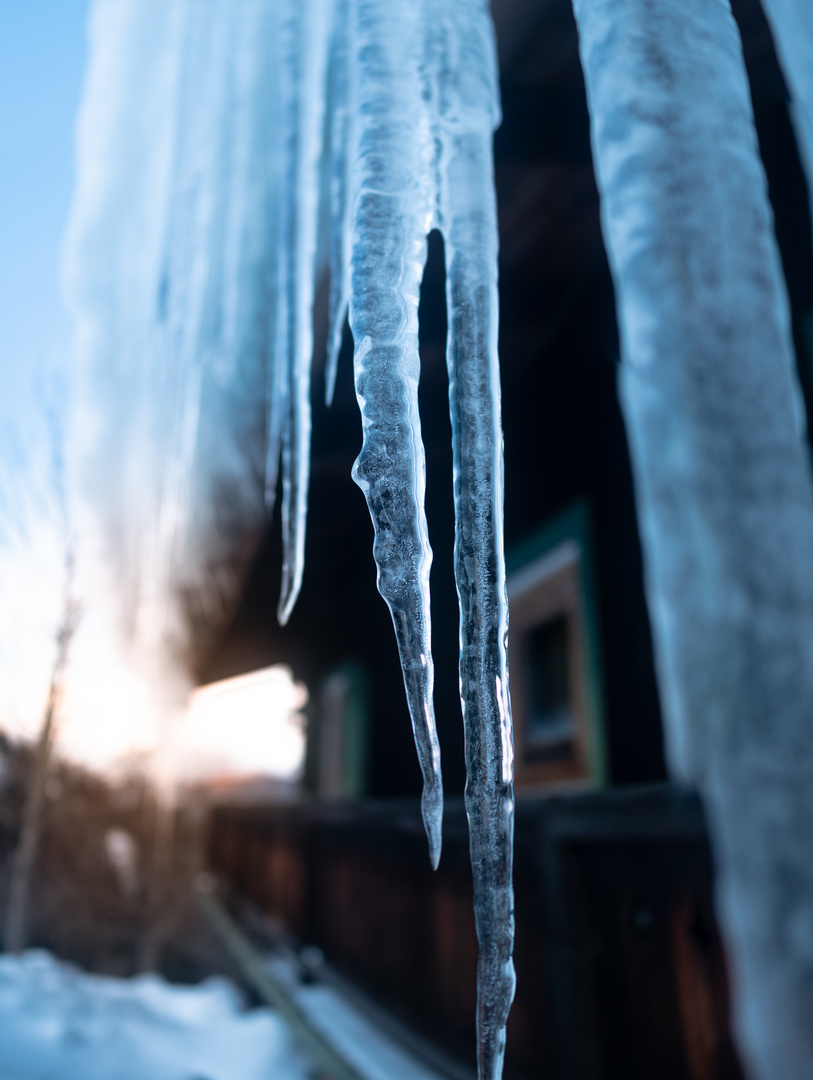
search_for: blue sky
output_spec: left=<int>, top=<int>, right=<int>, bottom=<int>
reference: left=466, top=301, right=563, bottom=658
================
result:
left=0, top=2, right=89, bottom=405
left=0, top=3, right=91, bottom=747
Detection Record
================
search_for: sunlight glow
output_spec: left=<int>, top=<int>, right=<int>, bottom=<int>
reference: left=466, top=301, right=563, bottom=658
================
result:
left=170, top=666, right=308, bottom=783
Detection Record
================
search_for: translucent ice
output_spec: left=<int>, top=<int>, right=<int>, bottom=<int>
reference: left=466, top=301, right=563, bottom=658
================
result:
left=348, top=0, right=443, bottom=869
left=436, top=8, right=516, bottom=1077
left=347, top=6, right=514, bottom=1072
left=572, top=0, right=813, bottom=1076
left=276, top=0, right=330, bottom=626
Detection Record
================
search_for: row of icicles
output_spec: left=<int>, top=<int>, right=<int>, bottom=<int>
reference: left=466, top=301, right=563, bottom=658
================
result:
left=66, top=0, right=515, bottom=1077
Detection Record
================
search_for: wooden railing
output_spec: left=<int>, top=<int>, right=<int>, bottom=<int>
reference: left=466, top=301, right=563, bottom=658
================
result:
left=208, top=785, right=744, bottom=1080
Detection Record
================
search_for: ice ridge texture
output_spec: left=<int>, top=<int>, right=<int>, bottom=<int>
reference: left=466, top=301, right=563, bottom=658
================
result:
left=572, top=0, right=813, bottom=1077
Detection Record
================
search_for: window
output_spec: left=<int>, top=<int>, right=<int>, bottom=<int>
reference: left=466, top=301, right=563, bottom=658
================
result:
left=525, top=614, right=574, bottom=752
left=507, top=504, right=607, bottom=790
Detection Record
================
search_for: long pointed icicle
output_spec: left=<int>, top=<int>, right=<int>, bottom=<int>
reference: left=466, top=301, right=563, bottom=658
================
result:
left=263, top=3, right=294, bottom=514
left=278, top=0, right=330, bottom=625
left=349, top=0, right=443, bottom=869
left=437, top=5, right=515, bottom=1077
left=264, top=266, right=289, bottom=512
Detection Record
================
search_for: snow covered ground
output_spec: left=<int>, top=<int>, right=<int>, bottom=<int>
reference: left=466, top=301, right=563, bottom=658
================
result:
left=0, top=951, right=312, bottom=1080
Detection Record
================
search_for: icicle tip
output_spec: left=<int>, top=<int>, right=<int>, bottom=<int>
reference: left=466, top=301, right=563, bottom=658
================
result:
left=421, top=779, right=443, bottom=870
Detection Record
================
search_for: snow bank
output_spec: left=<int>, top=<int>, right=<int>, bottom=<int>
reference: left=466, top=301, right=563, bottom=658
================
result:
left=0, top=950, right=310, bottom=1080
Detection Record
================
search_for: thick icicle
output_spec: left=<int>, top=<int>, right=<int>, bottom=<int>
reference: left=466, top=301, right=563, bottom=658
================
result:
left=436, top=6, right=515, bottom=1078
left=149, top=0, right=233, bottom=608
left=572, top=0, right=813, bottom=1076
left=68, top=0, right=293, bottom=665
left=348, top=0, right=443, bottom=869
left=110, top=0, right=236, bottom=654
left=139, top=0, right=279, bottom=643
left=277, top=0, right=330, bottom=626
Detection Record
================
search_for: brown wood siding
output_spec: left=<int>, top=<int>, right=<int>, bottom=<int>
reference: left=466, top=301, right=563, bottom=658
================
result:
left=207, top=786, right=744, bottom=1080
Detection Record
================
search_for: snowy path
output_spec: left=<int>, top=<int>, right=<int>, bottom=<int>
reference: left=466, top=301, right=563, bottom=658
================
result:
left=0, top=951, right=311, bottom=1080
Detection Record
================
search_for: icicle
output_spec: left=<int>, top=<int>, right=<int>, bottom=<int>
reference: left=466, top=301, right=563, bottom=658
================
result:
left=264, top=272, right=290, bottom=511
left=348, top=0, right=443, bottom=868
left=263, top=3, right=294, bottom=514
left=572, top=0, right=813, bottom=1076
left=759, top=0, right=813, bottom=218
left=435, top=5, right=515, bottom=1078
left=324, top=0, right=357, bottom=406
left=277, top=0, right=331, bottom=626
left=130, top=0, right=235, bottom=653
